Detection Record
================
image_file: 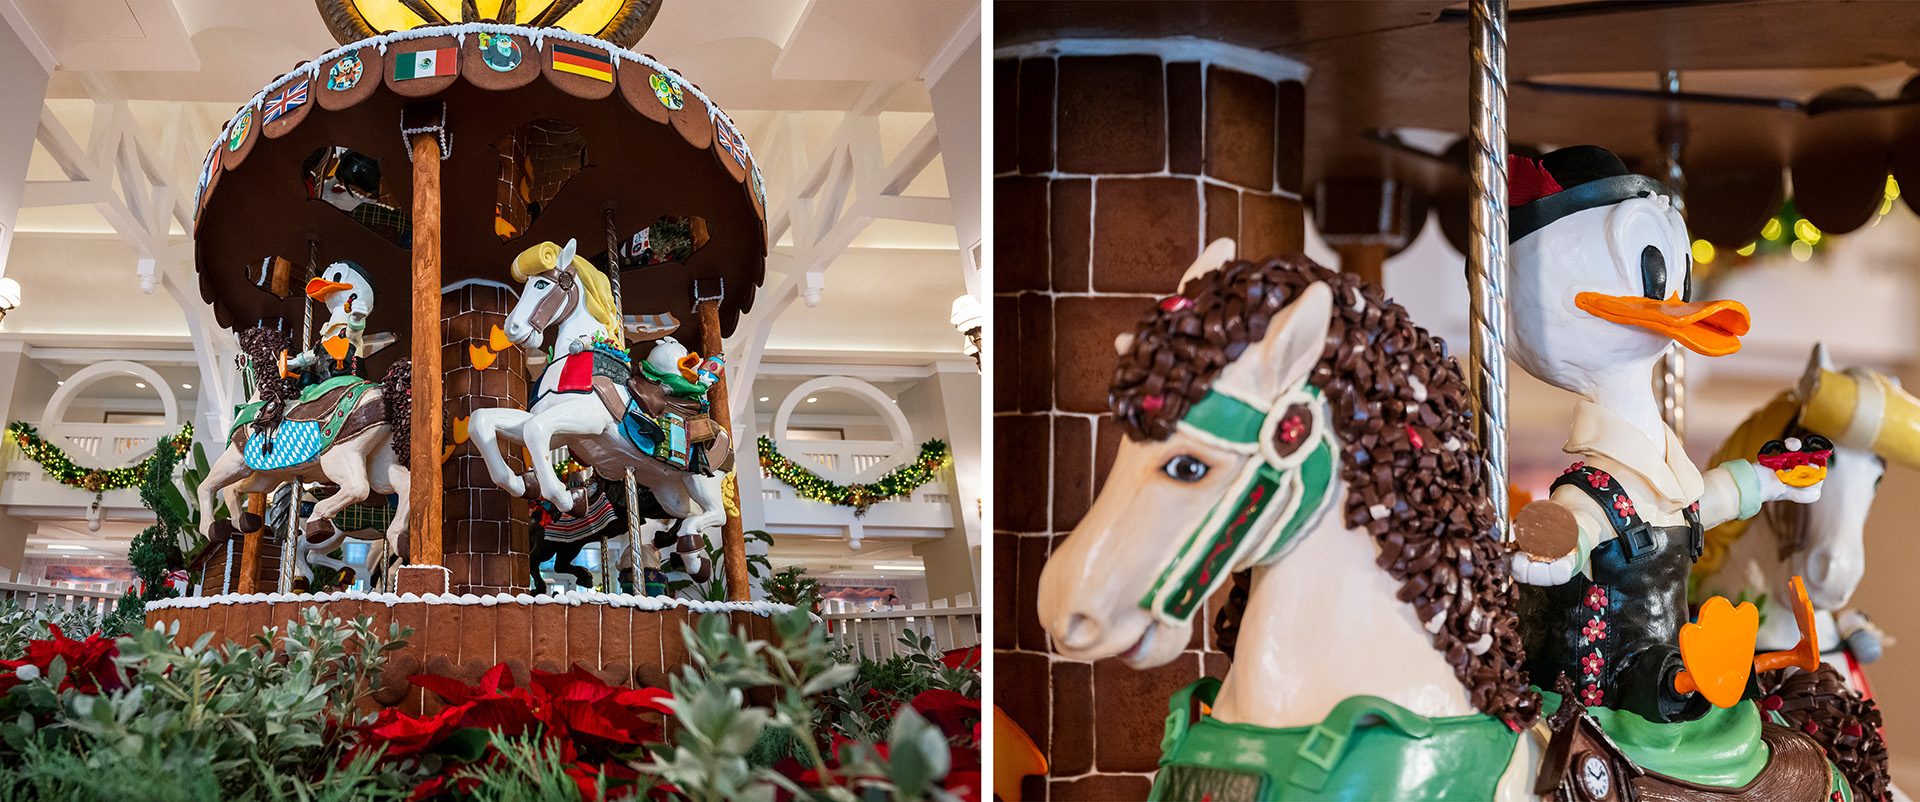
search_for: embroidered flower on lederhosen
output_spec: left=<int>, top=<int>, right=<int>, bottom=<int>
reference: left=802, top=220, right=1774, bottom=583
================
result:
left=1581, top=683, right=1606, bottom=706
left=1611, top=495, right=1636, bottom=517
left=1586, top=472, right=1611, bottom=490
left=1581, top=650, right=1605, bottom=677
left=1584, top=586, right=1608, bottom=612
left=1564, top=461, right=1586, bottom=474
left=1583, top=618, right=1608, bottom=642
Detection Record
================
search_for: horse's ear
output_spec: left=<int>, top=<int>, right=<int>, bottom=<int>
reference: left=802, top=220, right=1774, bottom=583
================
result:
left=1178, top=238, right=1237, bottom=293
left=1215, top=281, right=1333, bottom=401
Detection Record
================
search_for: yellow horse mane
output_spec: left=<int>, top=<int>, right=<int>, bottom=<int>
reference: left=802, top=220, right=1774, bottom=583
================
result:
left=1695, top=391, right=1801, bottom=578
left=510, top=241, right=619, bottom=336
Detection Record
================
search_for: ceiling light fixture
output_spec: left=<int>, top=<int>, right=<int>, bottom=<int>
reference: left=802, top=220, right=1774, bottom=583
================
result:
left=873, top=563, right=924, bottom=571
left=806, top=397, right=818, bottom=403
left=46, top=544, right=86, bottom=550
left=951, top=295, right=983, bottom=372
left=759, top=397, right=769, bottom=402
left=182, top=383, right=193, bottom=389
left=0, top=277, right=20, bottom=328
left=136, top=382, right=147, bottom=388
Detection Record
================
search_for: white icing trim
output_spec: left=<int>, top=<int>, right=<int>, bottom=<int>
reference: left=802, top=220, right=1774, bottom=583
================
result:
left=145, top=589, right=795, bottom=617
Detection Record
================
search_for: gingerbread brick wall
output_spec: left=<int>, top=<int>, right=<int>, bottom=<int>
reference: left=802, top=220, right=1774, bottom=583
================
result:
left=440, top=282, right=533, bottom=595
left=994, top=51, right=1305, bottom=801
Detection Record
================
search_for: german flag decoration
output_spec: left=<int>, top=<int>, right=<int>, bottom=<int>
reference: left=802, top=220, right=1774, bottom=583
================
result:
left=552, top=43, right=614, bottom=83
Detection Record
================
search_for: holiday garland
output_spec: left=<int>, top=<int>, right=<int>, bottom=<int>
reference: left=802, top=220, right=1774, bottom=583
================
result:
left=758, top=436, right=950, bottom=515
left=5, top=421, right=194, bottom=492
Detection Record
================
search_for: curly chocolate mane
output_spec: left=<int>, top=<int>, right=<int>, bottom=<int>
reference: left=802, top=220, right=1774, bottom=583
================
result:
left=1759, top=665, right=1892, bottom=801
left=1111, top=254, right=1539, bottom=725
left=238, top=326, right=299, bottom=434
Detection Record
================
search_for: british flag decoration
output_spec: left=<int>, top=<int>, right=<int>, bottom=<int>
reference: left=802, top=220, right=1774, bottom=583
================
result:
left=264, top=79, right=308, bottom=124
left=714, top=116, right=748, bottom=170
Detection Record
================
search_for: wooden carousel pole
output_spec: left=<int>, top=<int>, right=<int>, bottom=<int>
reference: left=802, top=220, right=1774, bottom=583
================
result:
left=1466, top=0, right=1512, bottom=540
left=237, top=493, right=266, bottom=593
left=406, top=104, right=446, bottom=567
left=694, top=283, right=749, bottom=602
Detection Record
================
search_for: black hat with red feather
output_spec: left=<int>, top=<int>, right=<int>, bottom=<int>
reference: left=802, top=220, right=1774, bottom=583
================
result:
left=1509, top=145, right=1672, bottom=243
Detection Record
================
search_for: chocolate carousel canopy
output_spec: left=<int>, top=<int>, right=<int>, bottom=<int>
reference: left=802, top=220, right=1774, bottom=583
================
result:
left=998, top=1, right=1920, bottom=248
left=192, top=23, right=765, bottom=356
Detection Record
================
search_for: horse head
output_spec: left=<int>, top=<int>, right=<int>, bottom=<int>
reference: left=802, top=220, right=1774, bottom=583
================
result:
left=1040, top=239, right=1339, bottom=665
left=506, top=239, right=617, bottom=351
left=1784, top=344, right=1920, bottom=609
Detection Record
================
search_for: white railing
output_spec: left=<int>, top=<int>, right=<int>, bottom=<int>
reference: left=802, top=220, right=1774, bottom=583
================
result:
left=823, top=593, right=979, bottom=660
left=0, top=570, right=125, bottom=618
left=32, top=422, right=171, bottom=468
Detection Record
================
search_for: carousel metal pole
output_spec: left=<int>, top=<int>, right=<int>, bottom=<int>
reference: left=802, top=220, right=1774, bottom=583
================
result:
left=280, top=241, right=318, bottom=594
left=605, top=207, right=628, bottom=594
left=1466, top=0, right=1512, bottom=539
left=406, top=107, right=445, bottom=568
left=1653, top=69, right=1689, bottom=439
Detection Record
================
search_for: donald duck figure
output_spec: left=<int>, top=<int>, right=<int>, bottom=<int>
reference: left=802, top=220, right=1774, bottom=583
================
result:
left=287, top=260, right=395, bottom=385
left=1504, top=146, right=1823, bottom=729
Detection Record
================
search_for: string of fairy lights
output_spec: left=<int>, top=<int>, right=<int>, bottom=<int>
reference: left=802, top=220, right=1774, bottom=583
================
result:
left=5, top=421, right=194, bottom=492
left=757, top=436, right=951, bottom=516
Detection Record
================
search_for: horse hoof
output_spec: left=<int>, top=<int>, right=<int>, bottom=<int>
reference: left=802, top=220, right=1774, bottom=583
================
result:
left=397, top=537, right=411, bottom=564
left=236, top=513, right=263, bottom=533
left=304, top=519, right=336, bottom=544
left=291, top=577, right=310, bottom=593
left=688, top=562, right=712, bottom=584
left=209, top=519, right=237, bottom=546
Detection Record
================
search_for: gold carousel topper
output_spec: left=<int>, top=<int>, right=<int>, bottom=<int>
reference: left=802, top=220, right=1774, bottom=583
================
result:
left=317, top=0, right=662, bottom=48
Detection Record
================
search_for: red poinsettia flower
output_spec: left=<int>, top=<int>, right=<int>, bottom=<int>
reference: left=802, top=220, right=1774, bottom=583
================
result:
left=910, top=689, right=981, bottom=744
left=363, top=701, right=471, bottom=759
left=0, top=624, right=126, bottom=694
left=940, top=647, right=980, bottom=671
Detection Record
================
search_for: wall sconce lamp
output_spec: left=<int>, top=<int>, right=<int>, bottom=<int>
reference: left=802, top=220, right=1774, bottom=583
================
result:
left=951, top=295, right=983, bottom=371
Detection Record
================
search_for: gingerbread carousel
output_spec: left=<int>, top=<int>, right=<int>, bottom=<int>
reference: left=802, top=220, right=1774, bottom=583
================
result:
left=142, top=0, right=785, bottom=712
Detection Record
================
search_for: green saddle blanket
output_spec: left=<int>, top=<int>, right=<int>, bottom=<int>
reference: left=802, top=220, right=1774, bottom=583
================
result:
left=1151, top=678, right=1518, bottom=801
left=1536, top=686, right=1769, bottom=787
left=229, top=376, right=375, bottom=444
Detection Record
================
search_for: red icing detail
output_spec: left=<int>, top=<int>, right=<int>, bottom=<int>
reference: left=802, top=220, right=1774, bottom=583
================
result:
left=1404, top=424, right=1423, bottom=450
left=556, top=350, right=594, bottom=393
left=1584, top=586, right=1608, bottom=612
left=1585, top=472, right=1611, bottom=490
left=1759, top=450, right=1811, bottom=471
left=1281, top=416, right=1306, bottom=443
left=1508, top=154, right=1564, bottom=206
left=1811, top=449, right=1832, bottom=468
left=1762, top=695, right=1784, bottom=711
left=1142, top=395, right=1165, bottom=412
left=1579, top=683, right=1605, bottom=706
left=1564, top=461, right=1585, bottom=474
left=1582, top=618, right=1608, bottom=642
left=1160, top=296, right=1193, bottom=312
left=1581, top=651, right=1605, bottom=678
left=1845, top=723, right=1865, bottom=738
left=1803, top=720, right=1820, bottom=735
left=1612, top=495, right=1637, bottom=517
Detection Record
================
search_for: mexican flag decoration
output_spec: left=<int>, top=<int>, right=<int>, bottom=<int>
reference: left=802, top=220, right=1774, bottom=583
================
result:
left=391, top=48, right=456, bottom=81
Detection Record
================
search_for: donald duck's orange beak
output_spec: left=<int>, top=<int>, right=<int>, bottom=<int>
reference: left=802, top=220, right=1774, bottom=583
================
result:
left=305, top=278, right=354, bottom=301
left=1574, top=292, right=1751, bottom=357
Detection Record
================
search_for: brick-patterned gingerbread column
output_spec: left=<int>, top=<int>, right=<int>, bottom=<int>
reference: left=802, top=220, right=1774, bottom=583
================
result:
left=441, top=282, right=532, bottom=595
left=994, top=45, right=1306, bottom=801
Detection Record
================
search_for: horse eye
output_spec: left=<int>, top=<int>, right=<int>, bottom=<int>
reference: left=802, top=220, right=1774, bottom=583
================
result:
left=534, top=279, right=549, bottom=289
left=1163, top=455, right=1209, bottom=483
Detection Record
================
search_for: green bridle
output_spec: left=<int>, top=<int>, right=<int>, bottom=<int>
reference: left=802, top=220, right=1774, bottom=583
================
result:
left=1139, top=376, right=1339, bottom=627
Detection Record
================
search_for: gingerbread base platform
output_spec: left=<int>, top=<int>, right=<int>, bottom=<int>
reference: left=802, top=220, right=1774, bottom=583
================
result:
left=145, top=589, right=792, bottom=714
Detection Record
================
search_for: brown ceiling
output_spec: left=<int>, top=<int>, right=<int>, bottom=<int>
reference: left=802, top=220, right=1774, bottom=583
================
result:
left=998, top=1, right=1920, bottom=243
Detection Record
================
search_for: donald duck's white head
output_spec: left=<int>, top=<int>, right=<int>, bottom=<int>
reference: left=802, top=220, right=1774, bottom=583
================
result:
left=644, top=336, right=700, bottom=380
left=1507, top=146, right=1752, bottom=440
left=304, top=260, right=376, bottom=364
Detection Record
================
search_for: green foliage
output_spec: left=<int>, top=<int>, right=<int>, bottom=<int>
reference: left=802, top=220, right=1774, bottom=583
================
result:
left=826, top=631, right=980, bottom=746
left=0, top=607, right=414, bottom=800
left=634, top=610, right=966, bottom=802
left=757, top=438, right=951, bottom=515
left=454, top=733, right=625, bottom=802
left=100, top=592, right=148, bottom=639
left=667, top=529, right=773, bottom=602
left=759, top=565, right=822, bottom=614
left=0, top=599, right=103, bottom=660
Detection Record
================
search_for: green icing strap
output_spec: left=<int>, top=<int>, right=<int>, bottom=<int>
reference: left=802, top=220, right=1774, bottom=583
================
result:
left=1161, top=676, right=1223, bottom=755
left=1723, top=458, right=1763, bottom=520
left=1259, top=440, right=1335, bottom=564
left=1184, top=389, right=1267, bottom=445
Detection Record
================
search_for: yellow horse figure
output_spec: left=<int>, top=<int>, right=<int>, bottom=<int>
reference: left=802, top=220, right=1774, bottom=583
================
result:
left=1696, top=343, right=1920, bottom=696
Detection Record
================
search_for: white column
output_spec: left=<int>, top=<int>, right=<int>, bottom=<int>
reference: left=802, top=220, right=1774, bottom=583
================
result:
left=0, top=17, right=52, bottom=283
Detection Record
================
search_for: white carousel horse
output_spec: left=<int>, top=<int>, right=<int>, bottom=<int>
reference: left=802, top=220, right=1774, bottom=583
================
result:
left=1039, top=240, right=1860, bottom=801
left=1039, top=240, right=1544, bottom=800
left=292, top=485, right=402, bottom=592
left=1697, top=343, right=1920, bottom=697
left=195, top=327, right=412, bottom=572
left=466, top=239, right=728, bottom=583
